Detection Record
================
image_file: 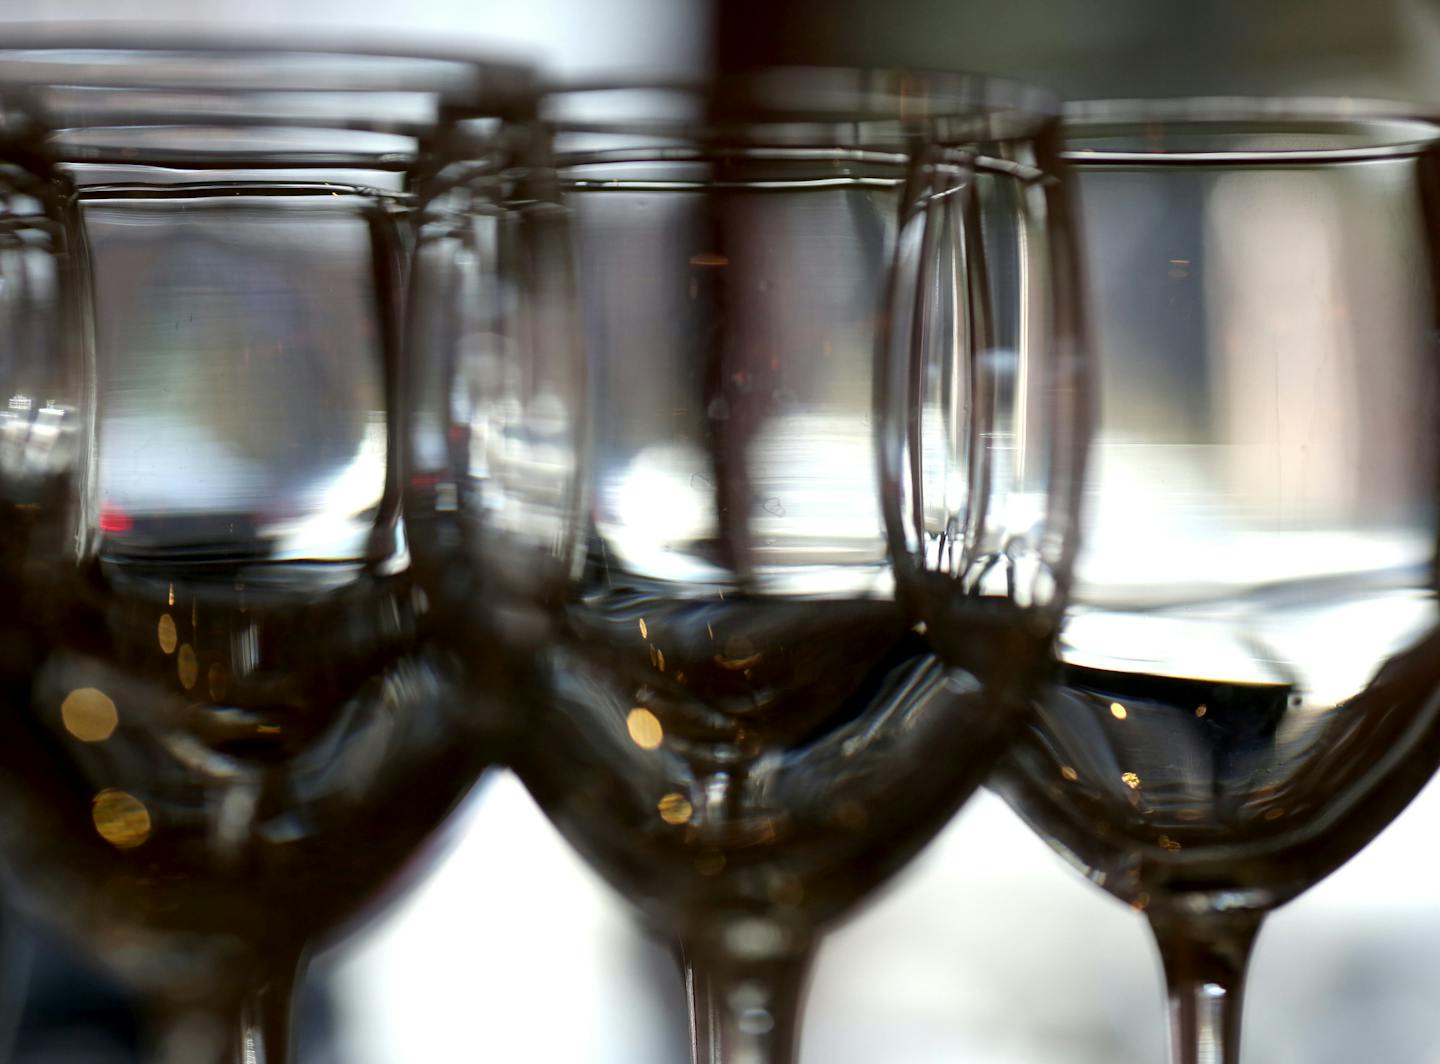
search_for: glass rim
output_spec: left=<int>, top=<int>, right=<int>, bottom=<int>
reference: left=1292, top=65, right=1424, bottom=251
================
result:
left=0, top=30, right=537, bottom=126
left=545, top=66, right=1060, bottom=145
left=0, top=33, right=537, bottom=172
left=1063, top=96, right=1440, bottom=163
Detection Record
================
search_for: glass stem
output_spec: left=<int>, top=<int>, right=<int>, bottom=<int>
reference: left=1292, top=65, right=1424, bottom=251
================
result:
left=231, top=959, right=301, bottom=1064
left=1148, top=909, right=1263, bottom=1064
left=678, top=935, right=814, bottom=1064
left=148, top=958, right=303, bottom=1064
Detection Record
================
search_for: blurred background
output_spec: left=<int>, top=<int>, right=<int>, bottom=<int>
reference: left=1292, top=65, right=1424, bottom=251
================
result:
left=5, top=0, right=1440, bottom=1060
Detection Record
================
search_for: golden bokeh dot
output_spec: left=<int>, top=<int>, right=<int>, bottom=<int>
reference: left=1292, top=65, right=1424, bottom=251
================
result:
left=91, top=789, right=151, bottom=849
left=61, top=687, right=118, bottom=743
left=657, top=792, right=693, bottom=825
left=638, top=618, right=648, bottom=639
left=1121, top=771, right=1141, bottom=790
left=1195, top=704, right=1208, bottom=718
left=626, top=708, right=664, bottom=750
left=177, top=644, right=198, bottom=691
left=157, top=613, right=178, bottom=655
left=1109, top=702, right=1128, bottom=720
left=1060, top=765, right=1079, bottom=782
left=1264, top=806, right=1285, bottom=821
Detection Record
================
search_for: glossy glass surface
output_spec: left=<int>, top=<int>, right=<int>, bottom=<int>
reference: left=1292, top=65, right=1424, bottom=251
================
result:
left=402, top=70, right=1078, bottom=1062
left=527, top=79, right=1070, bottom=946
left=999, top=104, right=1440, bottom=914
left=0, top=46, right=532, bottom=1062
left=528, top=107, right=963, bottom=947
left=990, top=102, right=1440, bottom=1062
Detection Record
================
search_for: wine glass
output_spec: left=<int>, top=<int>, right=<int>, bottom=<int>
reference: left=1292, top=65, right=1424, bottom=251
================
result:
left=0, top=41, right=532, bottom=1064
left=408, top=69, right=1078, bottom=1064
left=986, top=100, right=1440, bottom=1063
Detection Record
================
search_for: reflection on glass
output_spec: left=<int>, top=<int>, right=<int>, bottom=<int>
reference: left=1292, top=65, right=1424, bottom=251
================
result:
left=89, top=195, right=386, bottom=562
left=992, top=103, right=1440, bottom=1064
left=456, top=72, right=1078, bottom=1064
left=0, top=45, right=533, bottom=1064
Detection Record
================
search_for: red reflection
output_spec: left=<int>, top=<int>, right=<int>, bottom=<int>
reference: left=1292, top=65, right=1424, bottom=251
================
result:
left=99, top=504, right=132, bottom=534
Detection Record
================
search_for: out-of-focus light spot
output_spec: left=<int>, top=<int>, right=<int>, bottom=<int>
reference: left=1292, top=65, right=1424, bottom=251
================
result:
left=167, top=583, right=174, bottom=607
left=716, top=651, right=763, bottom=671
left=1060, top=765, right=1079, bottom=782
left=657, top=792, right=692, bottom=825
left=738, top=1008, right=774, bottom=1036
left=98, top=504, right=132, bottom=534
left=626, top=708, right=663, bottom=750
left=1110, top=702, right=1128, bottom=720
left=1158, top=834, right=1182, bottom=851
left=157, top=614, right=178, bottom=655
left=1196, top=704, right=1208, bottom=718
left=638, top=618, right=648, bottom=639
left=61, top=688, right=118, bottom=742
left=720, top=636, right=754, bottom=662
left=208, top=663, right=229, bottom=702
left=1121, top=771, right=1141, bottom=790
left=177, top=645, right=198, bottom=691
left=1264, top=806, right=1285, bottom=821
left=656, top=649, right=666, bottom=673
left=726, top=917, right=788, bottom=960
left=689, top=252, right=728, bottom=267
left=92, top=789, right=151, bottom=849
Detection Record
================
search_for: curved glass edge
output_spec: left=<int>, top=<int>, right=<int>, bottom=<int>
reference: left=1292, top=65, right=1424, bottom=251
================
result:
left=1064, top=97, right=1440, bottom=163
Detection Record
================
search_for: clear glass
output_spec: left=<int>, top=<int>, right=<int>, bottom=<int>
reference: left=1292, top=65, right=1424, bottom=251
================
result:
left=991, top=99, right=1440, bottom=1064
left=0, top=43, right=532, bottom=1064
left=436, top=70, right=1073, bottom=1064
